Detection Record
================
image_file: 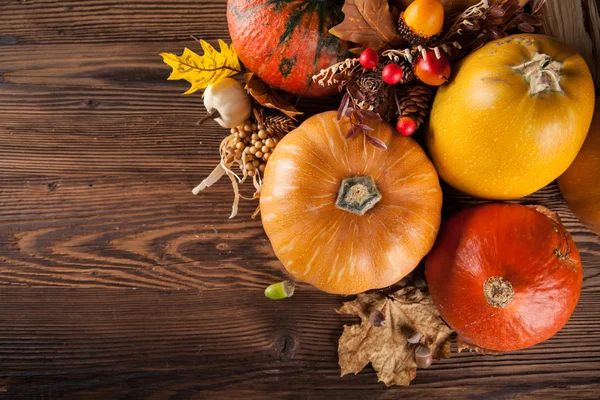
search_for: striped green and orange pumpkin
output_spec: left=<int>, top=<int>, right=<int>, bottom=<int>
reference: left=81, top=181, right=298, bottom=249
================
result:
left=227, top=0, right=349, bottom=97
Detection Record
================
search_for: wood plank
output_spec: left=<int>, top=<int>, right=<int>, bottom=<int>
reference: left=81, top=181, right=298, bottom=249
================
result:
left=0, top=288, right=597, bottom=398
left=0, top=175, right=598, bottom=291
left=0, top=0, right=231, bottom=45
left=0, top=0, right=598, bottom=397
left=0, top=40, right=335, bottom=178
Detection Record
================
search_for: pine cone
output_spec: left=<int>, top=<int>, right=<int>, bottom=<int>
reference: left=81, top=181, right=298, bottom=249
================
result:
left=351, top=69, right=394, bottom=118
left=348, top=60, right=418, bottom=121
left=394, top=82, right=433, bottom=130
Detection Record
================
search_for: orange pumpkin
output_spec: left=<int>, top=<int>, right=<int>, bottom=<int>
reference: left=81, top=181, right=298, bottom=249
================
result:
left=227, top=0, right=349, bottom=97
left=425, top=204, right=582, bottom=352
left=427, top=34, right=595, bottom=200
left=559, top=99, right=600, bottom=235
left=260, top=111, right=443, bottom=294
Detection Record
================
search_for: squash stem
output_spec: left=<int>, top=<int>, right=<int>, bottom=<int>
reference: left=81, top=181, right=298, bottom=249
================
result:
left=335, top=176, right=381, bottom=215
left=196, top=108, right=221, bottom=126
left=483, top=276, right=514, bottom=308
left=512, top=52, right=564, bottom=96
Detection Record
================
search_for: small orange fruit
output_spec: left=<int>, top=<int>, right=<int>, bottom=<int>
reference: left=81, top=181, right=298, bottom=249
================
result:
left=399, top=0, right=445, bottom=44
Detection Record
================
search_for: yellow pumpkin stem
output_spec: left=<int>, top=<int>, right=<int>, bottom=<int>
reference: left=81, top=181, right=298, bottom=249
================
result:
left=512, top=52, right=565, bottom=96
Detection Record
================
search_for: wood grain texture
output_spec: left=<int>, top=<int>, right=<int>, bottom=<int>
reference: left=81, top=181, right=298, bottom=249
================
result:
left=0, top=0, right=598, bottom=398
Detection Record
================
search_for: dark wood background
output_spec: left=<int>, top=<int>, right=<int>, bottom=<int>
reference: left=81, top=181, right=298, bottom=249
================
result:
left=0, top=1, right=598, bottom=398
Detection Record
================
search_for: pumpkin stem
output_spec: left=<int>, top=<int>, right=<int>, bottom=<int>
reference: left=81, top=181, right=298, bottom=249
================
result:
left=483, top=276, right=514, bottom=309
left=512, top=52, right=564, bottom=96
left=335, top=176, right=381, bottom=216
left=197, top=108, right=221, bottom=126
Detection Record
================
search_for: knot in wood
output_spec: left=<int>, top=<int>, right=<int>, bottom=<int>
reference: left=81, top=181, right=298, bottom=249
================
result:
left=273, top=331, right=297, bottom=361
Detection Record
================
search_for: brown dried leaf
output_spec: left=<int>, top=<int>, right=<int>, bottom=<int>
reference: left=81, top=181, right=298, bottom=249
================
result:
left=526, top=204, right=561, bottom=224
left=338, top=92, right=351, bottom=121
left=456, top=336, right=502, bottom=355
left=365, top=135, right=388, bottom=150
left=518, top=13, right=542, bottom=26
left=243, top=73, right=303, bottom=120
left=329, top=0, right=404, bottom=52
left=518, top=22, right=535, bottom=33
left=337, top=286, right=453, bottom=387
left=357, top=109, right=383, bottom=120
left=346, top=125, right=360, bottom=139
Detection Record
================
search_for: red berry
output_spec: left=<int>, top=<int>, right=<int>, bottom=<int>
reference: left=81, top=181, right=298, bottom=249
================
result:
left=415, top=50, right=451, bottom=86
left=359, top=48, right=379, bottom=69
left=382, top=64, right=404, bottom=85
left=396, top=117, right=417, bottom=136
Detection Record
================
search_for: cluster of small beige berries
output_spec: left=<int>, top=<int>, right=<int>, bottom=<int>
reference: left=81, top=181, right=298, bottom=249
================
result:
left=231, top=120, right=280, bottom=177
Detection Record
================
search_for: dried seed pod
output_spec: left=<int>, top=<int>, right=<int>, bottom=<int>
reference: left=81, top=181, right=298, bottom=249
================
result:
left=263, top=115, right=297, bottom=136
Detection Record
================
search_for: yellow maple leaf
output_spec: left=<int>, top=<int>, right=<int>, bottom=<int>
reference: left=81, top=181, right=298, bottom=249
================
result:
left=160, top=39, right=242, bottom=95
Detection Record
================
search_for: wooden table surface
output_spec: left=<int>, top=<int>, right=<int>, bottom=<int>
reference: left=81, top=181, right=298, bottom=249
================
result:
left=0, top=1, right=599, bottom=398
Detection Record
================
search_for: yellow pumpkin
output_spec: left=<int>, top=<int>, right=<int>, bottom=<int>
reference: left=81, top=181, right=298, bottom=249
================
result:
left=260, top=111, right=443, bottom=294
left=559, top=99, right=600, bottom=235
left=427, top=34, right=595, bottom=200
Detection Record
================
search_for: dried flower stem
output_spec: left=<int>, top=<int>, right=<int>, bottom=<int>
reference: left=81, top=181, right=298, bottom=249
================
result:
left=192, top=108, right=292, bottom=219
left=312, top=57, right=362, bottom=89
left=383, top=44, right=458, bottom=65
left=440, top=0, right=491, bottom=42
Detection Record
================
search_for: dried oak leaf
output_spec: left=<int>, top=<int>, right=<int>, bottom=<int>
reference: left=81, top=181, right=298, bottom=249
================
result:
left=337, top=286, right=453, bottom=387
left=329, top=0, right=404, bottom=52
left=244, top=73, right=302, bottom=120
left=457, top=336, right=502, bottom=355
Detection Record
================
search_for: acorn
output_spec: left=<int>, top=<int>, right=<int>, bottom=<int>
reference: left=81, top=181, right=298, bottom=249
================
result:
left=398, top=0, right=445, bottom=46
